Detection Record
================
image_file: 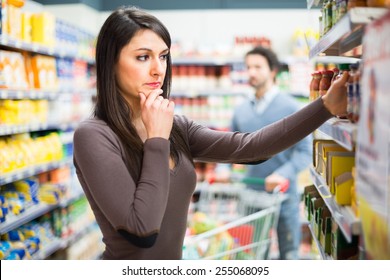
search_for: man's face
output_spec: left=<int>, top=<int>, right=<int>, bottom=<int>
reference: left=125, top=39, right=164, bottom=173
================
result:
left=245, top=54, right=276, bottom=91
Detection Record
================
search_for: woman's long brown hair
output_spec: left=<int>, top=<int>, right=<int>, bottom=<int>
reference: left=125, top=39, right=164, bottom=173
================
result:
left=94, top=6, right=192, bottom=181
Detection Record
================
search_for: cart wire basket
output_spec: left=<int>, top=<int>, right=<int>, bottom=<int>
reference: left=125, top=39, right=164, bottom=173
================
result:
left=183, top=179, right=288, bottom=260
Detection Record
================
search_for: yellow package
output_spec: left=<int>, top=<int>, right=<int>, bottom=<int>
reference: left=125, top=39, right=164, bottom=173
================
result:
left=21, top=11, right=32, bottom=43
left=31, top=12, right=56, bottom=46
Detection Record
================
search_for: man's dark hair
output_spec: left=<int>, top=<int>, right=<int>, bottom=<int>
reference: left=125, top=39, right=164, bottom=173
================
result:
left=246, top=46, right=280, bottom=72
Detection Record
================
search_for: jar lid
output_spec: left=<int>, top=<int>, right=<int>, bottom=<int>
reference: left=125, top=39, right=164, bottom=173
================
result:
left=338, top=63, right=351, bottom=70
left=321, top=70, right=334, bottom=76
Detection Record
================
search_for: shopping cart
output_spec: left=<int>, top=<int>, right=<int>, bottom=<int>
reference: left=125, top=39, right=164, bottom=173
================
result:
left=183, top=178, right=288, bottom=260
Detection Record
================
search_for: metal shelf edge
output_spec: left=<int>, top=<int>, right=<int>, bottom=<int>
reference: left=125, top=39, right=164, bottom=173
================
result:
left=317, top=118, right=357, bottom=151
left=0, top=204, right=58, bottom=235
left=309, top=166, right=360, bottom=243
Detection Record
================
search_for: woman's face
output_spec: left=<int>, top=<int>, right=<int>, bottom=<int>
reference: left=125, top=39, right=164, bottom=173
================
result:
left=116, top=29, right=169, bottom=103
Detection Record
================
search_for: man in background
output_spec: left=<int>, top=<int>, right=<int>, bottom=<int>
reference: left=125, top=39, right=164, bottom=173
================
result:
left=231, top=46, right=312, bottom=259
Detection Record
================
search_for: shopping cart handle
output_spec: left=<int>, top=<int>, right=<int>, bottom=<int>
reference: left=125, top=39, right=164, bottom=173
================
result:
left=240, top=177, right=265, bottom=185
left=278, top=180, right=289, bottom=193
left=240, top=177, right=289, bottom=193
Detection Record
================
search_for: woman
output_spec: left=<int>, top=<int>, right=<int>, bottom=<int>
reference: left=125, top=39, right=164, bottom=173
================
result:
left=73, top=6, right=349, bottom=260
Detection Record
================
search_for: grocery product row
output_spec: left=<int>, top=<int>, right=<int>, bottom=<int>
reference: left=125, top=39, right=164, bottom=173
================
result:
left=0, top=1, right=101, bottom=260
left=304, top=1, right=389, bottom=260
left=1, top=0, right=95, bottom=61
left=0, top=49, right=94, bottom=92
left=0, top=195, right=102, bottom=260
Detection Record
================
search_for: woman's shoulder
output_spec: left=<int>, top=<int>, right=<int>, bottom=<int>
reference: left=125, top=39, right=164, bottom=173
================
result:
left=76, top=118, right=108, bottom=132
left=74, top=118, right=116, bottom=141
left=174, top=114, right=191, bottom=129
left=174, top=114, right=204, bottom=133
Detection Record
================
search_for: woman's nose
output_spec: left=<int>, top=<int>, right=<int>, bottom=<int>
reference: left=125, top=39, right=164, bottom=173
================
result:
left=151, top=58, right=165, bottom=76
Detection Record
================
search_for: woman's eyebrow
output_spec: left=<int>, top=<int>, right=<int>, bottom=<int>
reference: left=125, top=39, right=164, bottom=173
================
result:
left=134, top=47, right=169, bottom=53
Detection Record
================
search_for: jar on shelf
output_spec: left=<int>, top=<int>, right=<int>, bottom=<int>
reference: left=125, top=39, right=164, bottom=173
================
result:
left=319, top=70, right=334, bottom=96
left=352, top=63, right=362, bottom=123
left=336, top=0, right=348, bottom=22
left=347, top=0, right=368, bottom=9
left=323, top=0, right=333, bottom=34
left=310, top=71, right=322, bottom=101
left=346, top=63, right=359, bottom=122
left=333, top=63, right=351, bottom=82
left=331, top=67, right=339, bottom=82
left=366, top=0, right=387, bottom=6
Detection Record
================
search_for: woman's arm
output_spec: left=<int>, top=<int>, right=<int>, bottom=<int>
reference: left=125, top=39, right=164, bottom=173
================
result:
left=73, top=121, right=170, bottom=247
left=181, top=72, right=348, bottom=163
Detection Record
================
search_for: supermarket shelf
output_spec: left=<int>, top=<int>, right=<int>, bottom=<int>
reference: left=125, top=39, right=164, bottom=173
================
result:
left=0, top=121, right=79, bottom=136
left=0, top=189, right=84, bottom=235
left=59, top=189, right=85, bottom=208
left=66, top=222, right=96, bottom=245
left=172, top=56, right=297, bottom=66
left=0, top=88, right=96, bottom=100
left=0, top=89, right=57, bottom=100
left=31, top=222, right=98, bottom=259
left=32, top=238, right=64, bottom=260
left=0, top=203, right=58, bottom=235
left=172, top=56, right=243, bottom=65
left=307, top=223, right=332, bottom=260
left=0, top=35, right=94, bottom=64
left=309, top=167, right=360, bottom=243
left=59, top=131, right=75, bottom=145
left=313, top=55, right=360, bottom=64
left=171, top=88, right=251, bottom=97
left=309, top=8, right=388, bottom=59
left=306, top=0, right=321, bottom=9
left=0, top=157, right=73, bottom=186
left=317, top=118, right=357, bottom=151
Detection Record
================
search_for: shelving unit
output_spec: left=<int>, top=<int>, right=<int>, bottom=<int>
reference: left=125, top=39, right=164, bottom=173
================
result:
left=32, top=237, right=64, bottom=260
left=307, top=223, right=330, bottom=259
left=309, top=7, right=388, bottom=59
left=0, top=35, right=94, bottom=63
left=0, top=203, right=58, bottom=235
left=306, top=0, right=321, bottom=9
left=172, top=56, right=243, bottom=66
left=0, top=122, right=79, bottom=137
left=309, top=167, right=360, bottom=242
left=0, top=157, right=73, bottom=186
left=317, top=118, right=357, bottom=151
left=0, top=88, right=95, bottom=100
left=0, top=3, right=98, bottom=260
left=305, top=2, right=390, bottom=260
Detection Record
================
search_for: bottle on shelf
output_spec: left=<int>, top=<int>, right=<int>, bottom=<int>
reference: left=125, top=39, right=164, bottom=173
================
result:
left=309, top=71, right=322, bottom=101
left=319, top=70, right=334, bottom=97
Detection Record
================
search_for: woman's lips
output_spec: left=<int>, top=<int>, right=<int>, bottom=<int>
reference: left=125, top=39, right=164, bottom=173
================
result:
left=145, top=82, right=161, bottom=89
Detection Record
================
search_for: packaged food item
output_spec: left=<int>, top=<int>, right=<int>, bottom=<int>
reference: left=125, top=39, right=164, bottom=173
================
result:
left=347, top=0, right=368, bottom=9
left=319, top=70, right=334, bottom=96
left=346, top=64, right=358, bottom=122
left=7, top=0, right=26, bottom=7
left=0, top=50, right=29, bottom=90
left=323, top=0, right=333, bottom=34
left=336, top=0, right=348, bottom=22
left=310, top=71, right=322, bottom=101
left=352, top=63, right=361, bottom=123
left=366, top=0, right=387, bottom=6
left=0, top=241, right=12, bottom=259
left=331, top=67, right=339, bottom=82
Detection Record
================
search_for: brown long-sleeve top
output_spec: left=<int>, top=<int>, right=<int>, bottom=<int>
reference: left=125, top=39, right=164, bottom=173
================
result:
left=73, top=97, right=332, bottom=260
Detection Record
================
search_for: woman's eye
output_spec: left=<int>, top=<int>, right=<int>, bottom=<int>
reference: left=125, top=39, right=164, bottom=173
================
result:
left=137, top=55, right=149, bottom=61
left=160, top=54, right=169, bottom=60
